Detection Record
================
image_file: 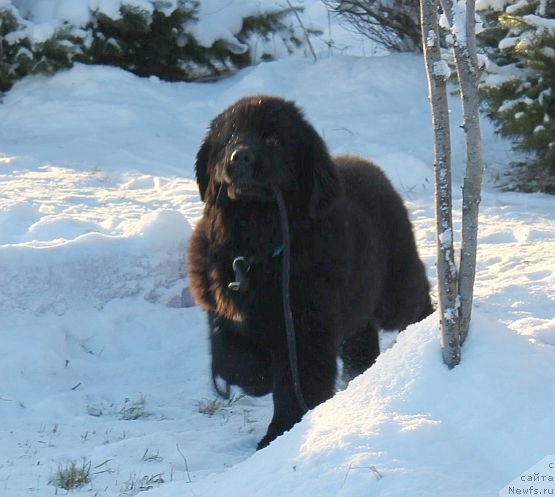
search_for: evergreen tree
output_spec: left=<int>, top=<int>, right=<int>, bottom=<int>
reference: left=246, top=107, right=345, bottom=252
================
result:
left=0, top=4, right=31, bottom=91
left=480, top=0, right=555, bottom=193
left=0, top=1, right=307, bottom=91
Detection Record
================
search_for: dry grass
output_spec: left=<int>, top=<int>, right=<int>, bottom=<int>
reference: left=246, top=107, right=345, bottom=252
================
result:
left=196, top=398, right=224, bottom=416
left=50, top=459, right=91, bottom=490
left=120, top=472, right=165, bottom=496
left=119, top=395, right=148, bottom=420
left=196, top=394, right=245, bottom=416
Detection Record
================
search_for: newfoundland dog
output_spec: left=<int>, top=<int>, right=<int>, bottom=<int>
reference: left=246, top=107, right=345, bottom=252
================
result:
left=187, top=95, right=432, bottom=449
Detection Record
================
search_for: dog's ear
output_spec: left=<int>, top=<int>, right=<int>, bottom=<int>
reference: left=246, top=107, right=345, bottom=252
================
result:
left=302, top=128, right=340, bottom=219
left=195, top=137, right=211, bottom=202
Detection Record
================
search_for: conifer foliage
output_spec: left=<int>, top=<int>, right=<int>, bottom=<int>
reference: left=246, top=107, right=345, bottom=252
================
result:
left=480, top=0, right=555, bottom=192
left=0, top=1, right=306, bottom=92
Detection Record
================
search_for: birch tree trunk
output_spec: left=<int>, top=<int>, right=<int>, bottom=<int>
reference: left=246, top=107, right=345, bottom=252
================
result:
left=420, top=0, right=461, bottom=368
left=439, top=0, right=485, bottom=345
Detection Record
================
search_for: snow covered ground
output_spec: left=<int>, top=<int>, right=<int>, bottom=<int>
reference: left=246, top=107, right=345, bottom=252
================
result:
left=1, top=4, right=555, bottom=497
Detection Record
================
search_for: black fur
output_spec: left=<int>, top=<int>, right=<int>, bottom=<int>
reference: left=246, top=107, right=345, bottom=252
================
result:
left=187, top=95, right=432, bottom=449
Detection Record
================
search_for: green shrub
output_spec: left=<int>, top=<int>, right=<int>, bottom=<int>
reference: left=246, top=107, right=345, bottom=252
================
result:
left=480, top=0, right=555, bottom=193
left=0, top=1, right=306, bottom=91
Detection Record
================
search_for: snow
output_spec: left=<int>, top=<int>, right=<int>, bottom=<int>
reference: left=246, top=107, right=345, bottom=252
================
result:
left=13, top=0, right=154, bottom=25
left=499, top=36, right=520, bottom=50
left=433, top=59, right=452, bottom=79
left=188, top=0, right=268, bottom=49
left=9, top=0, right=306, bottom=57
left=476, top=0, right=512, bottom=11
left=1, top=3, right=555, bottom=497
left=522, top=14, right=555, bottom=31
left=505, top=0, right=532, bottom=14
left=426, top=29, right=436, bottom=48
left=451, top=0, right=469, bottom=47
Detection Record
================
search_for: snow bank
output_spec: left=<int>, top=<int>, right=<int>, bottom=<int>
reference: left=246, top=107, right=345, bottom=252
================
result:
left=0, top=64, right=207, bottom=176
left=0, top=156, right=197, bottom=315
left=178, top=313, right=555, bottom=497
left=0, top=205, right=191, bottom=314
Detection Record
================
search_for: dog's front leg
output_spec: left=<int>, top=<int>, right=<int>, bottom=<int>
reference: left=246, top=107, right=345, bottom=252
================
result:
left=257, top=339, right=337, bottom=450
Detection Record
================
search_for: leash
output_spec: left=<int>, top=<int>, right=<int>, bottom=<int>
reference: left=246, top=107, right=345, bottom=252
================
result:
left=272, top=185, right=309, bottom=414
left=222, top=184, right=309, bottom=414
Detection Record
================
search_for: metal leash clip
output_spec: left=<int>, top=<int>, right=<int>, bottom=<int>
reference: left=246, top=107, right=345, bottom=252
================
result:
left=228, top=256, right=250, bottom=292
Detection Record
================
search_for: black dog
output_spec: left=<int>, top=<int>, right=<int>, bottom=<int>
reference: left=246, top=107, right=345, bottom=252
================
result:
left=187, top=95, right=432, bottom=449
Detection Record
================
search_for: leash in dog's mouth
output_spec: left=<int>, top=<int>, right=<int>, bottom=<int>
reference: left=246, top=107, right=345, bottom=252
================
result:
left=227, top=181, right=275, bottom=202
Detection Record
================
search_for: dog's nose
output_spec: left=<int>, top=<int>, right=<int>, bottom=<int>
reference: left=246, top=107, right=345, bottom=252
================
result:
left=230, top=146, right=255, bottom=170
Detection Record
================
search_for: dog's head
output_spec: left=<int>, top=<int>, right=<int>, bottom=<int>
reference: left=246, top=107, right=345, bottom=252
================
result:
left=195, top=95, right=339, bottom=218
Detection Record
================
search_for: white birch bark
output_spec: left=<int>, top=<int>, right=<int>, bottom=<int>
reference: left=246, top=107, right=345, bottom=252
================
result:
left=440, top=0, right=485, bottom=344
left=420, top=0, right=461, bottom=368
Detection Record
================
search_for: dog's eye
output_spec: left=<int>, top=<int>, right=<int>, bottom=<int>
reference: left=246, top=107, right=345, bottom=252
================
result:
left=264, top=135, right=280, bottom=147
